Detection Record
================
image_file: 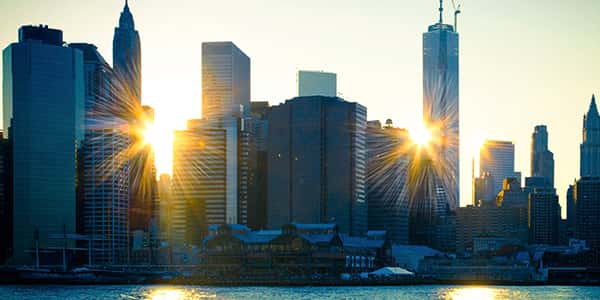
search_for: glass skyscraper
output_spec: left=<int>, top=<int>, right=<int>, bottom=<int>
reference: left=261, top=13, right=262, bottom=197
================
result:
left=3, top=25, right=84, bottom=264
left=202, top=42, right=250, bottom=119
left=422, top=4, right=460, bottom=210
left=480, top=140, right=516, bottom=196
left=297, top=70, right=337, bottom=97
left=267, top=96, right=367, bottom=236
left=581, top=95, right=600, bottom=177
left=113, top=0, right=141, bottom=103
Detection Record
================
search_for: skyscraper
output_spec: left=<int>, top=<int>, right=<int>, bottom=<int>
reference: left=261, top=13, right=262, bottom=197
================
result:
left=480, top=140, right=516, bottom=196
left=70, top=43, right=131, bottom=265
left=574, top=176, right=600, bottom=249
left=297, top=70, right=337, bottom=97
left=202, top=42, right=250, bottom=119
left=472, top=172, right=495, bottom=206
left=0, top=134, right=11, bottom=264
left=531, top=125, right=555, bottom=187
left=422, top=1, right=460, bottom=210
left=367, top=120, right=409, bottom=244
left=527, top=184, right=560, bottom=245
left=113, top=0, right=141, bottom=103
left=3, top=25, right=84, bottom=264
left=267, top=96, right=367, bottom=235
left=581, top=95, right=600, bottom=177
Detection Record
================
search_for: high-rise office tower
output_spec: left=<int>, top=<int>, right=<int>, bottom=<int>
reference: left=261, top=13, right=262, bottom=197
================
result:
left=472, top=172, right=495, bottom=206
left=581, top=95, right=600, bottom=177
left=422, top=1, right=460, bottom=210
left=80, top=129, right=130, bottom=265
left=297, top=70, right=337, bottom=97
left=70, top=43, right=131, bottom=265
left=0, top=134, right=11, bottom=263
left=202, top=42, right=250, bottom=119
left=527, top=181, right=560, bottom=245
left=566, top=184, right=575, bottom=238
left=267, top=96, right=367, bottom=235
left=113, top=0, right=141, bottom=103
left=172, top=118, right=252, bottom=246
left=367, top=120, right=410, bottom=244
left=3, top=25, right=85, bottom=264
left=480, top=140, right=516, bottom=196
left=531, top=125, right=555, bottom=187
left=574, top=176, right=600, bottom=249
left=247, top=101, right=270, bottom=230
left=157, top=174, right=172, bottom=244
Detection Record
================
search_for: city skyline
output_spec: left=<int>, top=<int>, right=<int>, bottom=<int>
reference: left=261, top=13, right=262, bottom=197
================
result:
left=1, top=0, right=600, bottom=212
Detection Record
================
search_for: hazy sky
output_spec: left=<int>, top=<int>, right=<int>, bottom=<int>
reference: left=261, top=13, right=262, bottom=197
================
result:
left=1, top=0, right=599, bottom=213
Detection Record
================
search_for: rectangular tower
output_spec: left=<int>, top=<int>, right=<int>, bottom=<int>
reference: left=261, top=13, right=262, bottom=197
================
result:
left=422, top=4, right=460, bottom=210
left=480, top=140, right=516, bottom=197
left=3, top=25, right=85, bottom=264
left=267, top=96, right=367, bottom=235
left=297, top=70, right=337, bottom=97
left=202, top=42, right=250, bottom=120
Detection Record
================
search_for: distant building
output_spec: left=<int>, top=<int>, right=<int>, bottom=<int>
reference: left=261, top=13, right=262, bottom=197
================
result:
left=0, top=134, right=11, bottom=263
left=248, top=101, right=270, bottom=230
left=172, top=118, right=253, bottom=246
left=113, top=0, right=142, bottom=103
left=574, top=176, right=600, bottom=249
left=297, top=70, right=337, bottom=97
left=422, top=4, right=460, bottom=210
left=531, top=125, right=555, bottom=187
left=566, top=185, right=575, bottom=238
left=202, top=42, right=250, bottom=119
left=480, top=140, right=517, bottom=196
left=472, top=172, right=495, bottom=206
left=496, top=178, right=528, bottom=208
left=3, top=25, right=84, bottom=264
left=456, top=204, right=528, bottom=254
left=267, top=96, right=367, bottom=236
left=580, top=95, right=600, bottom=177
left=527, top=182, right=560, bottom=245
left=366, top=120, right=409, bottom=244
left=157, top=174, right=172, bottom=244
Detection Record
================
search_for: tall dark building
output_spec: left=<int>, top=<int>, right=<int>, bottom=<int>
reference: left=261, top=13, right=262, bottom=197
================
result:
left=248, top=101, right=270, bottom=230
left=574, top=176, right=600, bottom=249
left=113, top=0, right=141, bottom=103
left=69, top=43, right=131, bottom=265
left=3, top=25, right=84, bottom=264
left=0, top=134, right=11, bottom=263
left=472, top=172, right=495, bottom=206
left=267, top=96, right=367, bottom=236
left=581, top=95, right=600, bottom=177
left=367, top=120, right=409, bottom=244
left=566, top=184, right=575, bottom=239
left=527, top=182, right=560, bottom=245
left=422, top=1, right=460, bottom=210
left=531, top=125, right=554, bottom=187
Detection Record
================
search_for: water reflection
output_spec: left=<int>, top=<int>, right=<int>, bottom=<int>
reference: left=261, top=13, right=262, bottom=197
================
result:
left=446, top=287, right=496, bottom=300
left=148, top=287, right=216, bottom=300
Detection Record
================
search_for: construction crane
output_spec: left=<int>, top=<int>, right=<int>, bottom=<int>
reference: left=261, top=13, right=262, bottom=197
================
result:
left=452, top=0, right=462, bottom=31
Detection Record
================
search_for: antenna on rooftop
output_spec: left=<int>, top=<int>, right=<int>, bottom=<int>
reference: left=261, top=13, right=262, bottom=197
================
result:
left=452, top=0, right=462, bottom=31
left=439, top=0, right=444, bottom=25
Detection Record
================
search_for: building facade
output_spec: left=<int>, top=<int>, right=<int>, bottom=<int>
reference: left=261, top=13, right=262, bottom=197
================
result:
left=527, top=185, right=560, bottom=245
left=531, top=125, right=555, bottom=187
left=3, top=25, right=84, bottom=264
left=113, top=0, right=141, bottom=103
left=202, top=42, right=250, bottom=119
left=297, top=70, right=337, bottom=97
left=480, top=140, right=516, bottom=196
left=267, top=96, right=367, bottom=236
left=422, top=3, right=460, bottom=210
left=581, top=95, right=600, bottom=177
left=574, top=176, right=600, bottom=249
left=366, top=120, right=409, bottom=244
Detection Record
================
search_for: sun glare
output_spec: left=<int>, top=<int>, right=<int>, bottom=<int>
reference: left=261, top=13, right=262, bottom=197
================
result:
left=409, top=123, right=433, bottom=147
left=141, top=121, right=174, bottom=176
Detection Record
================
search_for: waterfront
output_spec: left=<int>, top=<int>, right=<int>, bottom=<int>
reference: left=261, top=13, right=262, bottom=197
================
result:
left=0, top=285, right=599, bottom=299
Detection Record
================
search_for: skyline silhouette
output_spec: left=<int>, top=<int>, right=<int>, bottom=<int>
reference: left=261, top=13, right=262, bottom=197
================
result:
left=1, top=0, right=599, bottom=212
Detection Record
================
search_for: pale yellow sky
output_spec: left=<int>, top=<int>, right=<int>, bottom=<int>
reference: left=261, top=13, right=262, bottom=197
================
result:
left=1, top=0, right=599, bottom=213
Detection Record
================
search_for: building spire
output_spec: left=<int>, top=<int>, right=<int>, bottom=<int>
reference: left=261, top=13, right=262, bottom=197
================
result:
left=439, top=0, right=444, bottom=25
left=590, top=94, right=599, bottom=116
left=125, top=0, right=129, bottom=9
